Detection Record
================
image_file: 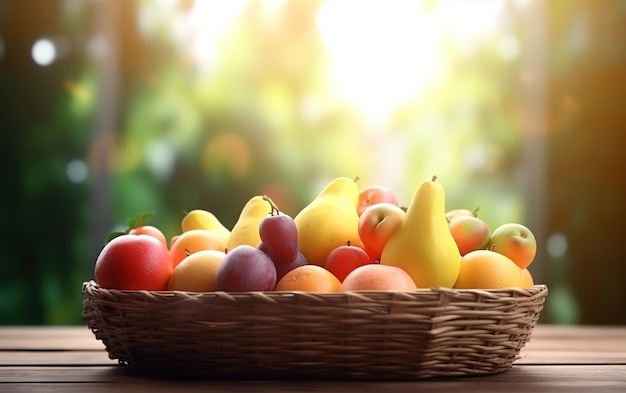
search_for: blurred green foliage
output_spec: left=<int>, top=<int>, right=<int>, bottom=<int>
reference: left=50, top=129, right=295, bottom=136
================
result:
left=1, top=0, right=625, bottom=325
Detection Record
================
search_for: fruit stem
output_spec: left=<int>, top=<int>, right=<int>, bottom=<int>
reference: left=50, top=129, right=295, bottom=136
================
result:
left=262, top=195, right=280, bottom=216
left=432, top=175, right=438, bottom=182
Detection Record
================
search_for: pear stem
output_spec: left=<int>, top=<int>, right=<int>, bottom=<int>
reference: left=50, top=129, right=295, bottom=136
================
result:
left=262, top=195, right=280, bottom=216
left=432, top=175, right=438, bottom=182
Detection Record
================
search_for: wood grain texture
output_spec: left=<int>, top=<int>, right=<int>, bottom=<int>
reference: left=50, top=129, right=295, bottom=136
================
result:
left=0, top=326, right=104, bottom=350
left=1, top=325, right=625, bottom=392
left=0, top=366, right=624, bottom=392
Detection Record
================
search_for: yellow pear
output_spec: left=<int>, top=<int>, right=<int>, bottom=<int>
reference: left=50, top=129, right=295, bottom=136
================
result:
left=294, top=176, right=361, bottom=266
left=227, top=195, right=272, bottom=251
left=181, top=209, right=231, bottom=245
left=380, top=176, right=461, bottom=288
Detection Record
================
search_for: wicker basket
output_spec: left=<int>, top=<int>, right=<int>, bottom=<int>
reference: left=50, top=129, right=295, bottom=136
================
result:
left=82, top=280, right=547, bottom=380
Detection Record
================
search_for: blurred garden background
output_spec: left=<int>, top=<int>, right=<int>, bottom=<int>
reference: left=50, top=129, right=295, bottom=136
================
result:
left=1, top=0, right=625, bottom=325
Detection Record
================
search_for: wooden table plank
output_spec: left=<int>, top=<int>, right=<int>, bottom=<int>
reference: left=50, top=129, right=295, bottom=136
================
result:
left=1, top=381, right=626, bottom=393
left=2, top=348, right=624, bottom=367
left=0, top=351, right=117, bottom=366
left=0, top=326, right=103, bottom=351
left=0, top=366, right=624, bottom=392
left=4, top=324, right=626, bottom=351
left=518, top=325, right=626, bottom=364
left=3, top=325, right=625, bottom=348
left=1, top=348, right=624, bottom=368
left=517, top=350, right=626, bottom=364
left=1, top=365, right=625, bottom=383
left=528, top=325, right=626, bottom=338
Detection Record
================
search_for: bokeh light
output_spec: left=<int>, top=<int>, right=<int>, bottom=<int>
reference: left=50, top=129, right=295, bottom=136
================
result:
left=66, top=159, right=88, bottom=183
left=32, top=38, right=56, bottom=66
left=202, top=133, right=251, bottom=179
left=546, top=232, right=568, bottom=259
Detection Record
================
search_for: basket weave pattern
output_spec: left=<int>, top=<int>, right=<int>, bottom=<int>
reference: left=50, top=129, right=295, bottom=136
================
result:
left=82, top=280, right=547, bottom=380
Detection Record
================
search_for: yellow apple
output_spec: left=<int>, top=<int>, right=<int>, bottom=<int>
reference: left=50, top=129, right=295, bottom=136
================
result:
left=488, top=223, right=537, bottom=269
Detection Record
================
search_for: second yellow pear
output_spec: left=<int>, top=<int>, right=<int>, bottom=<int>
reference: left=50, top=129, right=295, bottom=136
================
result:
left=294, top=176, right=361, bottom=266
left=226, top=195, right=272, bottom=251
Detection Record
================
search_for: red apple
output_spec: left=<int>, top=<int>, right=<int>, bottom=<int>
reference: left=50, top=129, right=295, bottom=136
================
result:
left=94, top=234, right=172, bottom=291
left=358, top=203, right=405, bottom=259
left=357, top=185, right=400, bottom=216
left=449, top=215, right=491, bottom=256
left=487, top=223, right=537, bottom=269
left=325, top=242, right=374, bottom=282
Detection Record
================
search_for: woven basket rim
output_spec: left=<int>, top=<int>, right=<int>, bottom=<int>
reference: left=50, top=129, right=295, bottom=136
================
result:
left=82, top=279, right=547, bottom=296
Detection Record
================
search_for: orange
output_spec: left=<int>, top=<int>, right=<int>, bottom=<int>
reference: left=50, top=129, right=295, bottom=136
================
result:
left=170, top=229, right=227, bottom=268
left=94, top=234, right=172, bottom=291
left=453, top=250, right=525, bottom=289
left=167, top=249, right=225, bottom=292
left=340, top=264, right=417, bottom=291
left=128, top=225, right=168, bottom=248
left=274, top=265, right=341, bottom=293
left=521, top=268, right=535, bottom=288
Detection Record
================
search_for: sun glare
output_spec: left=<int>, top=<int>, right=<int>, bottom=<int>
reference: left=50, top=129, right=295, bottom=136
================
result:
left=316, top=0, right=437, bottom=127
left=186, top=0, right=505, bottom=126
left=316, top=0, right=504, bottom=127
left=187, top=0, right=249, bottom=70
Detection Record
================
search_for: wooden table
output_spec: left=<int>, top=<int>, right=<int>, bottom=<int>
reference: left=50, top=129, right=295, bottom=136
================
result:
left=1, top=325, right=625, bottom=392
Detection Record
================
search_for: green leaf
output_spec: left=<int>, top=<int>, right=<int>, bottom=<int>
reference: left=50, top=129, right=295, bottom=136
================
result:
left=104, top=231, right=125, bottom=245
left=125, top=211, right=155, bottom=231
left=103, top=211, right=156, bottom=245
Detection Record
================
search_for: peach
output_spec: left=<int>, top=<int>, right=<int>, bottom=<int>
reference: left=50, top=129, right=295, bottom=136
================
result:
left=340, top=264, right=417, bottom=291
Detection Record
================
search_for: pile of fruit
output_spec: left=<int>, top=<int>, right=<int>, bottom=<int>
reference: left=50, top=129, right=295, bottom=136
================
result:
left=93, top=176, right=537, bottom=293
